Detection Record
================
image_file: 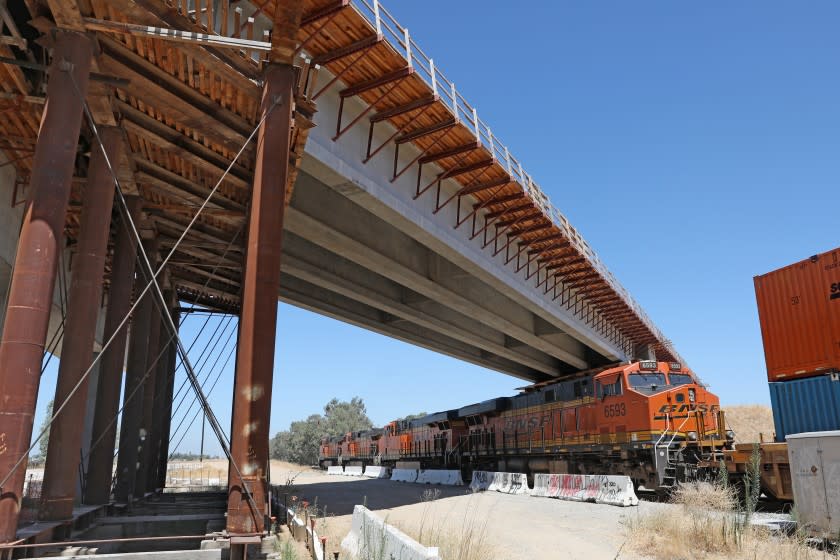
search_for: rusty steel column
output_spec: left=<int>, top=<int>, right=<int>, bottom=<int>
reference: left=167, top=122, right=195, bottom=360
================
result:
left=39, top=126, right=120, bottom=521
left=226, top=63, right=296, bottom=536
left=84, top=196, right=142, bottom=505
left=133, top=296, right=161, bottom=499
left=156, top=312, right=179, bottom=490
left=114, top=241, right=159, bottom=504
left=0, top=31, right=93, bottom=541
left=146, top=296, right=178, bottom=490
left=134, top=300, right=169, bottom=496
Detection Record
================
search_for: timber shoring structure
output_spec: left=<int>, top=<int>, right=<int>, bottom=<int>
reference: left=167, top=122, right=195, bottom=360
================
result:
left=0, top=0, right=682, bottom=552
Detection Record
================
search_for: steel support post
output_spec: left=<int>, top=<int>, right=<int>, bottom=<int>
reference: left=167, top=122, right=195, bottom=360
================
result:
left=226, top=62, right=295, bottom=537
left=39, top=126, right=120, bottom=520
left=114, top=241, right=159, bottom=504
left=155, top=308, right=179, bottom=490
left=134, top=288, right=162, bottom=498
left=84, top=197, right=143, bottom=505
left=0, top=31, right=92, bottom=542
left=145, top=292, right=175, bottom=493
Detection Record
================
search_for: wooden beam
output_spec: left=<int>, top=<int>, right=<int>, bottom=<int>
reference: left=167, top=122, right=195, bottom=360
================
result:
left=370, top=95, right=436, bottom=123
left=340, top=66, right=412, bottom=97
left=118, top=100, right=252, bottom=184
left=313, top=34, right=381, bottom=65
left=46, top=0, right=85, bottom=30
left=170, top=263, right=241, bottom=288
left=133, top=157, right=245, bottom=212
left=98, top=36, right=252, bottom=149
left=301, top=0, right=350, bottom=27
left=419, top=141, right=479, bottom=165
left=270, top=0, right=305, bottom=63
left=124, top=119, right=251, bottom=191
left=395, top=118, right=457, bottom=144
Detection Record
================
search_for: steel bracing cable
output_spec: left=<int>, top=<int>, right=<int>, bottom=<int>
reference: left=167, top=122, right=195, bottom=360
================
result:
left=168, top=314, right=235, bottom=417
left=0, top=73, right=276, bottom=505
left=169, top=318, right=237, bottom=452
left=166, top=350, right=235, bottom=459
left=165, top=316, right=236, bottom=447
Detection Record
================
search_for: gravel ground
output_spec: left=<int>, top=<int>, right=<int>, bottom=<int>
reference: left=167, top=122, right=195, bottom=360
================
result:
left=274, top=466, right=675, bottom=560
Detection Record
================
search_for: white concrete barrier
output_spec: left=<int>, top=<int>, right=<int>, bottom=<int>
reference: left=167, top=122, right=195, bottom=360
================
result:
left=287, top=507, right=325, bottom=560
left=416, top=469, right=464, bottom=486
left=326, top=466, right=344, bottom=476
left=390, top=468, right=419, bottom=483
left=363, top=465, right=391, bottom=478
left=531, top=474, right=638, bottom=507
left=341, top=505, right=441, bottom=560
left=344, top=465, right=364, bottom=477
left=470, top=471, right=529, bottom=494
left=469, top=470, right=493, bottom=491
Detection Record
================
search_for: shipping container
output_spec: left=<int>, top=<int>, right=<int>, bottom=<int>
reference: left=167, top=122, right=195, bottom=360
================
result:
left=754, top=247, right=840, bottom=382
left=769, top=374, right=840, bottom=442
left=786, top=431, right=840, bottom=537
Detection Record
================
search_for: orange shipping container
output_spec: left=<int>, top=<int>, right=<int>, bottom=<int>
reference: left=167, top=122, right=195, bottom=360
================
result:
left=754, top=247, right=840, bottom=382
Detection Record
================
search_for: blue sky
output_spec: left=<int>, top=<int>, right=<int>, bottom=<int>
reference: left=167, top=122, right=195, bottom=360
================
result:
left=33, top=1, right=839, bottom=456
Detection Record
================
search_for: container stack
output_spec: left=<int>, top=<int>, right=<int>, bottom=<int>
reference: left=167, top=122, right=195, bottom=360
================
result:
left=754, top=246, right=840, bottom=442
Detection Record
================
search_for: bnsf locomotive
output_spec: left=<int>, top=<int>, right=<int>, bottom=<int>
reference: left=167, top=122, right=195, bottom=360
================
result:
left=319, top=361, right=734, bottom=492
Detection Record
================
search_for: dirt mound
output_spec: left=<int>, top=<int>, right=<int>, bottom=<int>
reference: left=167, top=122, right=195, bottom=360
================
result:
left=725, top=404, right=775, bottom=443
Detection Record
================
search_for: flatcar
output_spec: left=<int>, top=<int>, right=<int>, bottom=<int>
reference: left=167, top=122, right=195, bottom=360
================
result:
left=319, top=361, right=734, bottom=492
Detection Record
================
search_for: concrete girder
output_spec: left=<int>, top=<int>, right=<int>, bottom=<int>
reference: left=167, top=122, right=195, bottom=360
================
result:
left=284, top=173, right=589, bottom=370
left=280, top=233, right=562, bottom=377
left=277, top=276, right=545, bottom=381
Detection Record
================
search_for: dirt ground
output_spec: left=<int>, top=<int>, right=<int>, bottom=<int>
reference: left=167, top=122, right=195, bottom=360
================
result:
left=269, top=463, right=669, bottom=560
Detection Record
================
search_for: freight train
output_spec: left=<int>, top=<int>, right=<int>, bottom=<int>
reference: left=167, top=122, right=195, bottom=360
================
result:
left=319, top=360, right=734, bottom=493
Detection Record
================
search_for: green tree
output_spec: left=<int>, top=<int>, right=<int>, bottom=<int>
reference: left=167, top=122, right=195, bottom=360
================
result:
left=37, top=399, right=54, bottom=459
left=323, top=397, right=373, bottom=435
left=269, top=397, right=373, bottom=465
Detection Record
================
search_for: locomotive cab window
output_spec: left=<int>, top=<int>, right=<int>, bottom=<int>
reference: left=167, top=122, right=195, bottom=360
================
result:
left=628, top=372, right=666, bottom=389
left=597, top=377, right=622, bottom=398
left=669, top=373, right=693, bottom=386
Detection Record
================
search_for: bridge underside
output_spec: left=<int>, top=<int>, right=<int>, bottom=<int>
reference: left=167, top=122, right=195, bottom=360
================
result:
left=280, top=165, right=603, bottom=382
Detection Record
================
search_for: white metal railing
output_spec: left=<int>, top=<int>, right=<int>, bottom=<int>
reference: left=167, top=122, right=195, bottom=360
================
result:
left=330, top=0, right=680, bottom=360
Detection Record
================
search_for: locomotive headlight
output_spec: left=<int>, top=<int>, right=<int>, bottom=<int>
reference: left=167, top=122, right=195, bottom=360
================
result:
left=725, top=430, right=736, bottom=441
left=687, top=431, right=698, bottom=441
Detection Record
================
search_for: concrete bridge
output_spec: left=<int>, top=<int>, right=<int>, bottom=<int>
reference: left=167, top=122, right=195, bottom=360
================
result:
left=0, top=0, right=679, bottom=552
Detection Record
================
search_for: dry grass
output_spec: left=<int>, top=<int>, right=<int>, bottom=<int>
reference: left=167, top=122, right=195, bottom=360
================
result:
left=397, top=489, right=497, bottom=560
left=725, top=404, right=775, bottom=444
left=625, top=482, right=837, bottom=560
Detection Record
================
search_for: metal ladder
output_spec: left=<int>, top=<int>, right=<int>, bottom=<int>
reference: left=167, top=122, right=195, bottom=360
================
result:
left=655, top=413, right=691, bottom=489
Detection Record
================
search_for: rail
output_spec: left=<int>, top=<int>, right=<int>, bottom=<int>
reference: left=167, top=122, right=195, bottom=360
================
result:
left=348, top=0, right=679, bottom=361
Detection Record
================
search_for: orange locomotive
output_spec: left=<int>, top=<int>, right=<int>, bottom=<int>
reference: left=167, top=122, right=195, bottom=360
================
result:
left=319, top=361, right=733, bottom=492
